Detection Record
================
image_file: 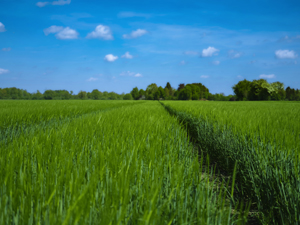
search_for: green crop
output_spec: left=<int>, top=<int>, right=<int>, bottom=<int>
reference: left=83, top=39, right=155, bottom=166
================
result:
left=162, top=101, right=300, bottom=224
left=0, top=101, right=247, bottom=225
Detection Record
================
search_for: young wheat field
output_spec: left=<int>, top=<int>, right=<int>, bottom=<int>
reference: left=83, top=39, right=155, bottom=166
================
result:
left=1, top=100, right=299, bottom=224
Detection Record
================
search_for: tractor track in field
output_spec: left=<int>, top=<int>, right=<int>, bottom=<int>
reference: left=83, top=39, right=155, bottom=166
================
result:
left=160, top=101, right=262, bottom=225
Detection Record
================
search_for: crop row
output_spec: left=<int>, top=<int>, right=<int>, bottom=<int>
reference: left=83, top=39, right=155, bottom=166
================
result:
left=0, top=100, right=143, bottom=129
left=161, top=101, right=300, bottom=224
left=0, top=101, right=248, bottom=224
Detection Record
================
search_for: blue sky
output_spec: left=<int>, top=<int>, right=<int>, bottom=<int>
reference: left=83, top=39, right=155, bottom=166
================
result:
left=0, top=0, right=300, bottom=95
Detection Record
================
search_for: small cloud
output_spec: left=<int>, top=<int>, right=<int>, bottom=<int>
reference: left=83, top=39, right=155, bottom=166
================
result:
left=36, top=2, right=49, bottom=7
left=200, top=75, right=209, bottom=78
left=55, top=27, right=78, bottom=39
left=0, top=68, right=9, bottom=74
left=43, top=25, right=64, bottom=35
left=2, top=48, right=11, bottom=51
left=275, top=49, right=298, bottom=59
left=44, top=26, right=78, bottom=39
left=87, top=77, right=98, bottom=82
left=104, top=54, right=118, bottom=62
left=228, top=50, right=242, bottom=59
left=259, top=74, right=275, bottom=79
left=118, top=12, right=151, bottom=18
left=184, top=51, right=198, bottom=56
left=120, top=71, right=135, bottom=76
left=237, top=75, right=243, bottom=79
left=278, top=35, right=300, bottom=43
left=52, top=0, right=71, bottom=5
left=180, top=60, right=187, bottom=65
left=36, top=0, right=71, bottom=7
left=201, top=47, right=219, bottom=57
left=121, top=52, right=133, bottom=59
left=0, top=22, right=6, bottom=32
left=123, top=29, right=148, bottom=39
left=86, top=25, right=113, bottom=40
left=212, top=60, right=220, bottom=65
left=120, top=71, right=142, bottom=77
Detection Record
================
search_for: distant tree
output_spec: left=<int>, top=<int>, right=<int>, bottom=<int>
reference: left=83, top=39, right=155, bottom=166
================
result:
left=138, top=89, right=145, bottom=97
left=165, top=82, right=172, bottom=90
left=123, top=93, right=133, bottom=100
left=286, top=86, right=296, bottom=100
left=78, top=91, right=87, bottom=99
left=44, top=90, right=55, bottom=100
left=91, top=89, right=102, bottom=100
left=154, top=86, right=165, bottom=100
left=178, top=83, right=185, bottom=91
left=178, top=85, right=192, bottom=100
left=164, top=82, right=174, bottom=97
left=248, top=79, right=272, bottom=100
left=32, top=90, right=43, bottom=100
left=130, top=87, right=139, bottom=100
left=232, top=79, right=252, bottom=101
left=270, top=81, right=285, bottom=100
left=146, top=83, right=158, bottom=100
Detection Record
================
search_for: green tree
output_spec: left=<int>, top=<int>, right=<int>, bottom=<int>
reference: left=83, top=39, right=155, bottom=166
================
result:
left=249, top=79, right=271, bottom=100
left=130, top=87, right=139, bottom=100
left=146, top=83, right=158, bottom=100
left=232, top=79, right=252, bottom=101
left=270, top=82, right=285, bottom=100
left=91, top=89, right=102, bottom=100
left=178, top=85, right=192, bottom=100
left=154, top=86, right=165, bottom=100
left=78, top=91, right=87, bottom=99
left=123, top=93, right=133, bottom=100
left=32, top=90, right=43, bottom=100
left=44, top=90, right=55, bottom=100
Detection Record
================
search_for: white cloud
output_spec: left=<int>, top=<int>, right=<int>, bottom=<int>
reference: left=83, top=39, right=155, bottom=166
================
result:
left=120, top=71, right=135, bottom=76
left=2, top=48, right=11, bottom=51
left=201, top=47, right=219, bottom=57
left=52, top=0, right=71, bottom=5
left=278, top=35, right=300, bottom=43
left=36, top=2, right=49, bottom=7
left=120, top=71, right=142, bottom=77
left=180, top=60, right=187, bottom=65
left=259, top=74, right=275, bottom=79
left=228, top=50, right=242, bottom=58
left=200, top=75, right=209, bottom=78
left=86, top=25, right=113, bottom=40
left=123, top=29, right=148, bottom=39
left=0, top=68, right=9, bottom=74
left=118, top=12, right=151, bottom=18
left=275, top=49, right=298, bottom=59
left=43, top=25, right=64, bottom=35
left=104, top=54, right=118, bottom=62
left=121, top=52, right=133, bottom=59
left=0, top=22, right=6, bottom=32
left=184, top=51, right=198, bottom=55
left=55, top=27, right=78, bottom=39
left=87, top=77, right=98, bottom=82
left=237, top=75, right=243, bottom=79
left=37, top=0, right=70, bottom=7
left=212, top=60, right=220, bottom=65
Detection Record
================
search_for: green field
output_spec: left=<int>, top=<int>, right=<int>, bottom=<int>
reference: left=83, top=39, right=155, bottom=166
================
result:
left=162, top=101, right=300, bottom=224
left=1, top=100, right=299, bottom=224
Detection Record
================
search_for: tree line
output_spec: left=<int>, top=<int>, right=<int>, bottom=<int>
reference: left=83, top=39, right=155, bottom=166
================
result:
left=232, top=79, right=300, bottom=101
left=0, top=88, right=124, bottom=100
left=0, top=79, right=299, bottom=101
